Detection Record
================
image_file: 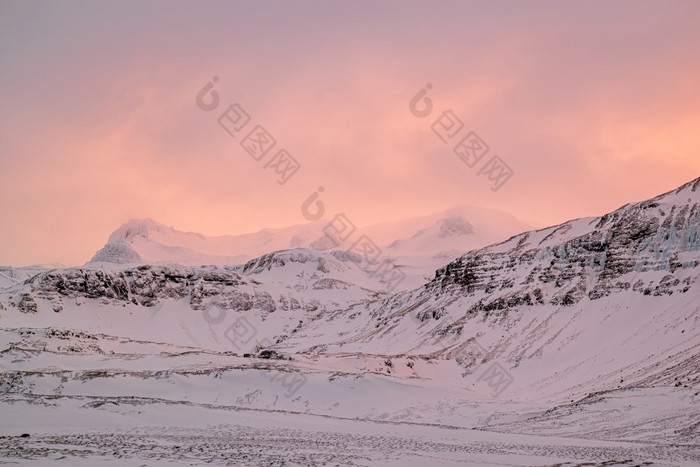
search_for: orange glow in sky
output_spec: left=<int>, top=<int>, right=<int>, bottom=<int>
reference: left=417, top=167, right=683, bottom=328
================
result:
left=1, top=1, right=699, bottom=266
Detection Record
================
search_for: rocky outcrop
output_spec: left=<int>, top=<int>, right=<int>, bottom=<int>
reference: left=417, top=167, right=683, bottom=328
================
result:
left=6, top=248, right=380, bottom=315
left=17, top=294, right=37, bottom=314
left=242, top=250, right=348, bottom=275
left=9, top=265, right=298, bottom=313
left=425, top=177, right=700, bottom=309
left=90, top=241, right=142, bottom=264
left=438, top=216, right=474, bottom=238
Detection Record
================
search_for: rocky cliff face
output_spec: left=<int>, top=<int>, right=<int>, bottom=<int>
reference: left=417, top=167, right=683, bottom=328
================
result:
left=10, top=266, right=260, bottom=311
left=425, top=177, right=700, bottom=313
left=275, top=179, right=699, bottom=385
left=6, top=180, right=698, bottom=344
left=90, top=241, right=143, bottom=264
left=1, top=179, right=698, bottom=407
left=4, top=250, right=382, bottom=318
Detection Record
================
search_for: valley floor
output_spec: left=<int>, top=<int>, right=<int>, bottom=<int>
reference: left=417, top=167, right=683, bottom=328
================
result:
left=1, top=325, right=699, bottom=466
left=1, top=393, right=698, bottom=466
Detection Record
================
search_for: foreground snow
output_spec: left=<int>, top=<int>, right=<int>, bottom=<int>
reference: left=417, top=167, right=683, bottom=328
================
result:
left=2, top=394, right=696, bottom=466
left=0, top=327, right=698, bottom=466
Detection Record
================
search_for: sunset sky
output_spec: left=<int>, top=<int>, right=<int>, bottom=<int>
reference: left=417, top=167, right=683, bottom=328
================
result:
left=1, top=0, right=699, bottom=267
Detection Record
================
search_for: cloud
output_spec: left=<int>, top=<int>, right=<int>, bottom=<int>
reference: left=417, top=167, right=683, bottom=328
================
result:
left=1, top=1, right=698, bottom=265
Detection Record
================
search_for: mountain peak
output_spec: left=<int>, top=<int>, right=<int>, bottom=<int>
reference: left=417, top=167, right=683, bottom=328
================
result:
left=438, top=216, right=474, bottom=238
left=428, top=175, right=700, bottom=308
left=664, top=176, right=700, bottom=200
left=107, top=218, right=179, bottom=243
left=90, top=218, right=215, bottom=266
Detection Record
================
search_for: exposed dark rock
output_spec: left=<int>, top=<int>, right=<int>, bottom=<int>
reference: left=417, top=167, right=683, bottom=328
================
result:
left=258, top=349, right=283, bottom=359
left=425, top=177, right=699, bottom=309
left=17, top=294, right=37, bottom=314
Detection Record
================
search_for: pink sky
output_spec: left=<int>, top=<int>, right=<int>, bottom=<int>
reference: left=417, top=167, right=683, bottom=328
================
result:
left=1, top=0, right=699, bottom=266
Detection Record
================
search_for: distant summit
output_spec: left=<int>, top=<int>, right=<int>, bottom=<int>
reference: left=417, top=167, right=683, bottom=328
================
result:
left=87, top=205, right=532, bottom=290
left=106, top=218, right=190, bottom=243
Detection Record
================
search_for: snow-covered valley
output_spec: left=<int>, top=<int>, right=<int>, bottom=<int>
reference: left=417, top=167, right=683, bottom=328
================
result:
left=1, top=178, right=699, bottom=466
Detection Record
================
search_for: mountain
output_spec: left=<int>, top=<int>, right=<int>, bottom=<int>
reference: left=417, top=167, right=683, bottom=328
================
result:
left=89, top=217, right=325, bottom=267
left=365, top=204, right=533, bottom=288
left=88, top=205, right=532, bottom=291
left=1, top=249, right=382, bottom=351
left=1, top=178, right=698, bottom=465
left=0, top=266, right=54, bottom=290
left=277, top=177, right=700, bottom=401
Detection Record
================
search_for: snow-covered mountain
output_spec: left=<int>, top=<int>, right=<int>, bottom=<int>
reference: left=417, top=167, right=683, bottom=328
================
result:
left=89, top=217, right=324, bottom=267
left=368, top=204, right=533, bottom=288
left=1, top=178, right=699, bottom=465
left=88, top=205, right=531, bottom=291
left=277, top=177, right=699, bottom=401
left=1, top=249, right=383, bottom=352
left=0, top=266, right=54, bottom=290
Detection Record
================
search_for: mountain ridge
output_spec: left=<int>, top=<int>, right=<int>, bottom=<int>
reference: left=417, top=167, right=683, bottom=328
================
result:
left=1, top=177, right=698, bottom=462
left=88, top=204, right=533, bottom=291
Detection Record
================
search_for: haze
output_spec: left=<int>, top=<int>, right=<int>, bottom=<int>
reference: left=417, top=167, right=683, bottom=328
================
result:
left=1, top=0, right=699, bottom=266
